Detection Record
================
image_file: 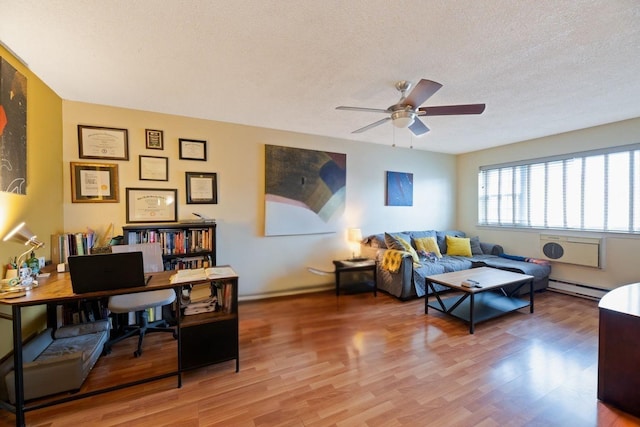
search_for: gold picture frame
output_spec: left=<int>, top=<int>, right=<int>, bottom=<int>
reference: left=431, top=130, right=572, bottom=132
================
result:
left=70, top=162, right=119, bottom=203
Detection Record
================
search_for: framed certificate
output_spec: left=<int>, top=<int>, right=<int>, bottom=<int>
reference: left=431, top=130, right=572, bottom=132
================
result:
left=139, top=155, right=169, bottom=181
left=186, top=172, right=217, bottom=204
left=126, top=188, right=178, bottom=223
left=179, top=138, right=207, bottom=161
left=77, top=125, right=129, bottom=160
left=70, top=162, right=119, bottom=203
left=145, top=129, right=164, bottom=150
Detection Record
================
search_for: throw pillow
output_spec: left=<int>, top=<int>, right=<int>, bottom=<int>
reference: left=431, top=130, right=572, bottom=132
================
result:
left=413, top=236, right=442, bottom=258
left=384, top=232, right=419, bottom=263
left=445, top=235, right=472, bottom=257
left=470, top=236, right=483, bottom=255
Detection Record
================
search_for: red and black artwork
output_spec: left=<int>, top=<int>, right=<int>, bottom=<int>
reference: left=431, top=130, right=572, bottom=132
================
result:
left=0, top=56, right=27, bottom=194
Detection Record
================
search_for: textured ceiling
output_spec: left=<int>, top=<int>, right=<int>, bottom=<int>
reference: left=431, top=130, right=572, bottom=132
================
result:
left=1, top=1, right=640, bottom=153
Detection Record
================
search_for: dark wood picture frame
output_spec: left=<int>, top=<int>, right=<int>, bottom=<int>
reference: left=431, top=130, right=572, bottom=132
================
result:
left=179, top=138, right=207, bottom=161
left=186, top=172, right=218, bottom=204
left=70, top=162, right=119, bottom=203
left=139, top=155, right=169, bottom=181
left=125, top=187, right=178, bottom=223
left=145, top=129, right=164, bottom=150
left=77, top=125, right=129, bottom=160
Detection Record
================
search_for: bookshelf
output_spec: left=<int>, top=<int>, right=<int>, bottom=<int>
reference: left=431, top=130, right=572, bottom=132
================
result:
left=122, top=221, right=216, bottom=269
left=122, top=222, right=239, bottom=372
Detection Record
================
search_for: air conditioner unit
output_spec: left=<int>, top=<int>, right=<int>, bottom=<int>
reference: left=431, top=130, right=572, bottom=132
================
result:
left=539, top=235, right=601, bottom=268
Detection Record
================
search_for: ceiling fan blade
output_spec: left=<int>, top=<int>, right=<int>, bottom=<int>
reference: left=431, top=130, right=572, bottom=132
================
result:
left=418, top=104, right=486, bottom=116
left=404, top=79, right=443, bottom=108
left=352, top=117, right=391, bottom=133
left=408, top=118, right=430, bottom=136
left=336, top=106, right=389, bottom=113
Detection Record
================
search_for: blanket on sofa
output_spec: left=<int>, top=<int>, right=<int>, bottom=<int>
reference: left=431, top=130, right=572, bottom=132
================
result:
left=382, top=249, right=409, bottom=273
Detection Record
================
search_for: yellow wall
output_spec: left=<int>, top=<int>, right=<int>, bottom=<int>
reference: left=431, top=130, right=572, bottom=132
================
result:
left=0, top=46, right=63, bottom=357
left=457, top=117, right=640, bottom=289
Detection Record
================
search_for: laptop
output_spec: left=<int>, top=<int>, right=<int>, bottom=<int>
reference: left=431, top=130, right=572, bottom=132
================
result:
left=68, top=252, right=146, bottom=294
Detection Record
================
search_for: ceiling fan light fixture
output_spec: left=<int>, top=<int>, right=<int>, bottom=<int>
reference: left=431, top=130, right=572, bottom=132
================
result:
left=391, top=110, right=415, bottom=128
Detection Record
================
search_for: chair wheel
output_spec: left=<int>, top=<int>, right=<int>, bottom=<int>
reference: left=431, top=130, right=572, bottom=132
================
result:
left=173, top=332, right=178, bottom=339
left=134, top=350, right=142, bottom=357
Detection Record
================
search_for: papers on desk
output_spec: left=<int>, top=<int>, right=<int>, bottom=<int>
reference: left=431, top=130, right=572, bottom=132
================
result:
left=170, top=266, right=237, bottom=284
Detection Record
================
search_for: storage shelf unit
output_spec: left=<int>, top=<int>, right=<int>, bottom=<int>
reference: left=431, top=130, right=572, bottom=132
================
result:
left=122, top=222, right=238, bottom=372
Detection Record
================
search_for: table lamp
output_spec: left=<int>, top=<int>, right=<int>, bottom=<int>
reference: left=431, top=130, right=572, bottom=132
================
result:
left=347, top=228, right=363, bottom=260
left=2, top=221, right=44, bottom=289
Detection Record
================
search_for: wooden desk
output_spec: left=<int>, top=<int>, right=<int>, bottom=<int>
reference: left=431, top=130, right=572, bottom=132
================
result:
left=0, top=270, right=184, bottom=427
left=598, top=283, right=640, bottom=418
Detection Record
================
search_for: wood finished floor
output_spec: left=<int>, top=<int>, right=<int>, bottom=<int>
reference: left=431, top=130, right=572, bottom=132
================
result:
left=2, top=290, right=639, bottom=427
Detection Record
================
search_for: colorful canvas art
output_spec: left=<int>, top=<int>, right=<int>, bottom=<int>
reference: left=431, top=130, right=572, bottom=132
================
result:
left=386, top=171, right=413, bottom=206
left=265, top=145, right=346, bottom=236
left=0, top=57, right=27, bottom=194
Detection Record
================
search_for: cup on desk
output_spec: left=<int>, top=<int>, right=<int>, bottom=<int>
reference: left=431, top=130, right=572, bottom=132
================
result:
left=19, top=267, right=32, bottom=280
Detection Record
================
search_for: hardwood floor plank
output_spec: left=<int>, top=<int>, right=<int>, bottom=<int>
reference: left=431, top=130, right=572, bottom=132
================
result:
left=2, top=290, right=640, bottom=426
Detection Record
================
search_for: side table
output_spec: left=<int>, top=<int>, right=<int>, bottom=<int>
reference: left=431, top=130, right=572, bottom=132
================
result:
left=332, top=259, right=377, bottom=297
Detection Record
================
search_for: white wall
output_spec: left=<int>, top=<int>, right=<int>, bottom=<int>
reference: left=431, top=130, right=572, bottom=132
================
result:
left=62, top=101, right=457, bottom=298
left=457, top=117, right=640, bottom=290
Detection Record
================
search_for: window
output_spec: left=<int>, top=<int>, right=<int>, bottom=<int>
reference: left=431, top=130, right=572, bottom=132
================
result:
left=478, top=144, right=640, bottom=233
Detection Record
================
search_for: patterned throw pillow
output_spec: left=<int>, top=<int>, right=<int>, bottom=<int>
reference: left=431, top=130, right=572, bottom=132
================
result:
left=384, top=232, right=419, bottom=263
left=445, top=235, right=472, bottom=257
left=413, top=236, right=442, bottom=258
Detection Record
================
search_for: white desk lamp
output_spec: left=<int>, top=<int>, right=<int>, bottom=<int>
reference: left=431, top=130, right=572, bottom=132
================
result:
left=2, top=222, right=44, bottom=289
left=347, top=228, right=363, bottom=260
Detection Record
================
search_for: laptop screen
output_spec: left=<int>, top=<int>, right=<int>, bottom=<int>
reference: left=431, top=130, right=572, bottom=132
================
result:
left=68, top=252, right=146, bottom=294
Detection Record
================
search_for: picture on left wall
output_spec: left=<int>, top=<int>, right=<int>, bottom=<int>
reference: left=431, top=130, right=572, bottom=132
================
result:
left=0, top=56, right=27, bottom=194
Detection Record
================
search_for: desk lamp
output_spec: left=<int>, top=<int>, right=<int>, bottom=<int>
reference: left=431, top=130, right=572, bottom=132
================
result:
left=2, top=221, right=44, bottom=289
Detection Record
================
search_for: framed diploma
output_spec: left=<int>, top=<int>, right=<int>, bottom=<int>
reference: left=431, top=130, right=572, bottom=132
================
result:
left=126, top=188, right=178, bottom=223
left=185, top=172, right=217, bottom=204
left=77, top=125, right=129, bottom=160
left=70, top=162, right=119, bottom=203
left=179, top=138, right=207, bottom=161
left=139, top=155, right=169, bottom=181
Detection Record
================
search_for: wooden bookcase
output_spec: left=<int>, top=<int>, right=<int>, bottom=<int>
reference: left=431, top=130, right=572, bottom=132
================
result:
left=122, top=222, right=239, bottom=372
left=122, top=221, right=216, bottom=269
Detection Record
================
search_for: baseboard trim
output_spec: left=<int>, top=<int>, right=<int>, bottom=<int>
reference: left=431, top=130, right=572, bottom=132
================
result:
left=239, top=283, right=333, bottom=302
left=547, top=279, right=608, bottom=300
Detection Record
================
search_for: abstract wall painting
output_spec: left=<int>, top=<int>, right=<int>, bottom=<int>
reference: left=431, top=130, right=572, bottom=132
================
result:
left=386, top=171, right=413, bottom=206
left=265, top=145, right=346, bottom=236
left=0, top=57, right=27, bottom=194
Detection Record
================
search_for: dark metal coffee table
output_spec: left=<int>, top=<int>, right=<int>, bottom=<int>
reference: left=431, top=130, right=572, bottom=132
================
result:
left=425, top=267, right=534, bottom=333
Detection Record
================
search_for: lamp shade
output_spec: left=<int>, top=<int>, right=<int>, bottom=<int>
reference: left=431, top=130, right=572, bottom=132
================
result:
left=391, top=110, right=416, bottom=128
left=347, top=228, right=363, bottom=243
left=2, top=222, right=44, bottom=249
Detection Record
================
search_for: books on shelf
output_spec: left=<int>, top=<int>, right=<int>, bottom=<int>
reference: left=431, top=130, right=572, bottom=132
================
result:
left=170, top=266, right=237, bottom=284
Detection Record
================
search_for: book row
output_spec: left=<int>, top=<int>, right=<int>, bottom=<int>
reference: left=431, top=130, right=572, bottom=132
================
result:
left=50, top=232, right=98, bottom=265
left=126, top=228, right=214, bottom=255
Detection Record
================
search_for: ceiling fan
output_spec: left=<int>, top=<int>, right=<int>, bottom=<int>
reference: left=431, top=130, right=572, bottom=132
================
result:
left=336, top=79, right=486, bottom=136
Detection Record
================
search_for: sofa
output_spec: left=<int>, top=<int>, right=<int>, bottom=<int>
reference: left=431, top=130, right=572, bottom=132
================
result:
left=360, top=230, right=551, bottom=300
left=0, top=319, right=110, bottom=404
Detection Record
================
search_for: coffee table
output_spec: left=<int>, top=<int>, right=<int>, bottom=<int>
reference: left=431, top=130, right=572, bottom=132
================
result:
left=425, top=267, right=534, bottom=334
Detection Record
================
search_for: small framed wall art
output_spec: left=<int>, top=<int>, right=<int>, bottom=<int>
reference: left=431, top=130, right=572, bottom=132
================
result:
left=145, top=129, right=164, bottom=150
left=126, top=187, right=178, bottom=223
left=77, top=125, right=129, bottom=160
left=70, top=162, right=119, bottom=203
left=179, top=138, right=207, bottom=161
left=185, top=172, right=217, bottom=204
left=139, top=155, right=169, bottom=181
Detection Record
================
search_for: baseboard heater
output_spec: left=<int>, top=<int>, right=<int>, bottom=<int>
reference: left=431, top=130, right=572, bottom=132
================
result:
left=547, top=279, right=609, bottom=300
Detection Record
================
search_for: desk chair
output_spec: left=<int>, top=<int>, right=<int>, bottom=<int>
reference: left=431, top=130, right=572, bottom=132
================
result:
left=103, top=243, right=177, bottom=357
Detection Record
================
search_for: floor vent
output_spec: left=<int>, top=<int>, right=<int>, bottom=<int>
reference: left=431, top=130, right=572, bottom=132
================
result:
left=547, top=279, right=608, bottom=300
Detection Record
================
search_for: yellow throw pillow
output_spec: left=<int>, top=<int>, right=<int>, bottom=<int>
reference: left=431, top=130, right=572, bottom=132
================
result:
left=446, top=235, right=472, bottom=257
left=413, top=236, right=442, bottom=258
left=395, top=236, right=420, bottom=263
